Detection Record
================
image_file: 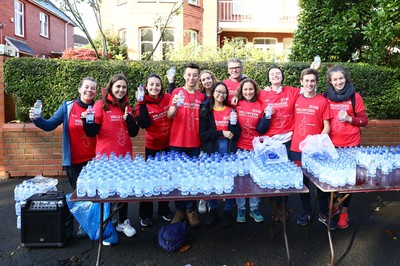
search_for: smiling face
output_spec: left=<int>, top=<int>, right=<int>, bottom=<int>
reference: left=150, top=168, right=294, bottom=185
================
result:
left=111, top=80, right=128, bottom=100
left=228, top=62, right=243, bottom=80
left=268, top=68, right=283, bottom=86
left=200, top=72, right=214, bottom=90
left=146, top=77, right=162, bottom=98
left=78, top=79, right=97, bottom=104
left=329, top=71, right=346, bottom=92
left=300, top=74, right=318, bottom=96
left=242, top=81, right=256, bottom=101
left=184, top=67, right=199, bottom=89
left=213, top=84, right=228, bottom=104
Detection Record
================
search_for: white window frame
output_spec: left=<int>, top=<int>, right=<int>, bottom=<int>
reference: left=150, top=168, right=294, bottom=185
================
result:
left=14, top=0, right=24, bottom=37
left=139, top=27, right=175, bottom=60
left=119, top=29, right=127, bottom=44
left=233, top=37, right=248, bottom=45
left=40, top=12, right=49, bottom=38
left=188, top=0, right=199, bottom=6
left=161, top=29, right=175, bottom=60
left=253, top=38, right=277, bottom=51
left=187, top=30, right=198, bottom=44
left=140, top=28, right=154, bottom=59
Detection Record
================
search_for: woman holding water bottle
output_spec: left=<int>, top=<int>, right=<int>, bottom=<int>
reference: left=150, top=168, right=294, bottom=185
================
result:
left=82, top=74, right=139, bottom=241
left=29, top=77, right=98, bottom=238
left=199, top=82, right=241, bottom=227
left=134, top=73, right=174, bottom=227
left=323, top=65, right=368, bottom=229
left=235, top=78, right=271, bottom=224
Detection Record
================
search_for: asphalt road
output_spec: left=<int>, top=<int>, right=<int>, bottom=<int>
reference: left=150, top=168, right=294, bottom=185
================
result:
left=1, top=176, right=400, bottom=266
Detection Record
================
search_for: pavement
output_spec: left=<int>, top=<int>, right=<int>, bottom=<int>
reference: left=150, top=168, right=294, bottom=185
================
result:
left=1, top=176, right=400, bottom=266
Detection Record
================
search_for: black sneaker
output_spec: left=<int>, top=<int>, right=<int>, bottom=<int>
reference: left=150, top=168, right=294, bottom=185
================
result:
left=221, top=211, right=234, bottom=228
left=160, top=213, right=174, bottom=222
left=318, top=213, right=338, bottom=231
left=140, top=218, right=153, bottom=227
left=205, top=210, right=217, bottom=226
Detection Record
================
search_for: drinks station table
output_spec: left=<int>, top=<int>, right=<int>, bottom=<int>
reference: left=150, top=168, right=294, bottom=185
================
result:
left=70, top=174, right=309, bottom=266
left=303, top=166, right=400, bottom=266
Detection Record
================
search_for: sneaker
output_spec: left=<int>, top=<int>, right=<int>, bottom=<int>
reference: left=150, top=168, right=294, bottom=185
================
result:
left=76, top=225, right=88, bottom=238
left=116, top=219, right=136, bottom=237
left=318, top=213, right=338, bottom=231
left=337, top=213, right=349, bottom=229
left=171, top=211, right=185, bottom=224
left=205, top=209, right=217, bottom=226
left=236, top=209, right=246, bottom=223
left=140, top=218, right=152, bottom=227
left=186, top=211, right=200, bottom=228
left=296, top=212, right=311, bottom=226
left=102, top=240, right=111, bottom=246
left=250, top=209, right=264, bottom=223
left=330, top=205, right=339, bottom=217
left=198, top=200, right=207, bottom=214
left=160, top=213, right=174, bottom=222
left=221, top=211, right=234, bottom=228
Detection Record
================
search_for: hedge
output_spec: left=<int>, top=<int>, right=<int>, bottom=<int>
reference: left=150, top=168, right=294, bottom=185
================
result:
left=4, top=58, right=400, bottom=122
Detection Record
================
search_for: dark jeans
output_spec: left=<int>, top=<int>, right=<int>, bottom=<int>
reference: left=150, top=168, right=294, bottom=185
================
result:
left=292, top=151, right=329, bottom=215
left=64, top=161, right=88, bottom=190
left=170, top=146, right=200, bottom=212
left=139, top=146, right=172, bottom=219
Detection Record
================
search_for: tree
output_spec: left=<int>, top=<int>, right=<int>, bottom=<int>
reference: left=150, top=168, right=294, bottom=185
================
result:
left=289, top=0, right=400, bottom=66
left=55, top=0, right=108, bottom=59
left=91, top=30, right=127, bottom=60
left=144, top=2, right=183, bottom=60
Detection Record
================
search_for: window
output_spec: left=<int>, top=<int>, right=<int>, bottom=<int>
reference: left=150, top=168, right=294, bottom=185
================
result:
left=188, top=0, right=199, bottom=5
left=14, top=1, right=24, bottom=36
left=187, top=30, right=198, bottom=44
left=161, top=29, right=174, bottom=60
left=119, top=29, right=127, bottom=44
left=140, top=28, right=154, bottom=59
left=233, top=37, right=248, bottom=45
left=253, top=38, right=277, bottom=51
left=40, top=12, right=49, bottom=37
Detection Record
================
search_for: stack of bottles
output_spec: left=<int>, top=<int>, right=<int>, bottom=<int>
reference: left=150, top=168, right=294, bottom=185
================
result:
left=302, top=145, right=400, bottom=187
left=13, top=176, right=58, bottom=229
left=76, top=149, right=304, bottom=199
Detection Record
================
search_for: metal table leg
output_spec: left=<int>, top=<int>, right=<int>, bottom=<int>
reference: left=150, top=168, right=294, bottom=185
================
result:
left=282, top=197, right=291, bottom=266
left=96, top=202, right=104, bottom=266
left=327, top=192, right=335, bottom=266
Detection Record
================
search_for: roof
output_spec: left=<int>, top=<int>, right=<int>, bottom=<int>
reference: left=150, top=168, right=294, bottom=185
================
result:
left=74, top=34, right=89, bottom=46
left=32, top=0, right=76, bottom=26
left=5, top=37, right=36, bottom=55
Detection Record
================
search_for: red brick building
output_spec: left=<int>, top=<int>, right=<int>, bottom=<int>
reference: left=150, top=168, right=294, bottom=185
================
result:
left=0, top=0, right=75, bottom=58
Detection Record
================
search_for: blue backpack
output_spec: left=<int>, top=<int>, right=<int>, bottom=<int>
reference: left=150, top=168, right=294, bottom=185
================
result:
left=158, top=221, right=187, bottom=252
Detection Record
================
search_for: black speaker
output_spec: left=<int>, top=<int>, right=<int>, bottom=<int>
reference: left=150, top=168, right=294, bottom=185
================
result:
left=21, top=191, right=73, bottom=247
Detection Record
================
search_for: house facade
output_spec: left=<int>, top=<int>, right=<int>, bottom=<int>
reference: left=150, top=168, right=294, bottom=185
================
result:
left=99, top=0, right=299, bottom=60
left=0, top=0, right=76, bottom=58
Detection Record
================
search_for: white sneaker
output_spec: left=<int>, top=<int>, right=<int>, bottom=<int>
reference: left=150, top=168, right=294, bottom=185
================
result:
left=198, top=200, right=207, bottom=214
left=116, top=219, right=136, bottom=237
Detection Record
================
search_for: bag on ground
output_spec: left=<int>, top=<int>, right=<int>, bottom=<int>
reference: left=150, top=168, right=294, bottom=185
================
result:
left=158, top=221, right=187, bottom=252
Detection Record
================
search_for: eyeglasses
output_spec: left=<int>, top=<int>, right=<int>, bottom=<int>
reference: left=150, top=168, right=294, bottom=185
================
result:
left=228, top=66, right=242, bottom=70
left=215, top=90, right=227, bottom=95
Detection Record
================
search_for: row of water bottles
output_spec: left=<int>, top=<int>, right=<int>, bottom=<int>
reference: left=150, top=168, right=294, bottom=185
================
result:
left=76, top=150, right=254, bottom=199
left=14, top=176, right=58, bottom=229
left=356, top=145, right=400, bottom=176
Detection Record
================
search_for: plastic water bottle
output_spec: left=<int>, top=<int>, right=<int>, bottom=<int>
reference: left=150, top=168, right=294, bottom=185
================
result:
left=229, top=108, right=237, bottom=125
left=264, top=105, right=273, bottom=119
left=137, top=84, right=145, bottom=102
left=76, top=178, right=86, bottom=197
left=177, top=90, right=185, bottom=107
left=368, top=160, right=377, bottom=177
left=167, top=66, right=176, bottom=79
left=313, top=55, right=321, bottom=69
left=33, top=99, right=42, bottom=118
left=339, top=107, right=345, bottom=122
left=86, top=105, right=95, bottom=124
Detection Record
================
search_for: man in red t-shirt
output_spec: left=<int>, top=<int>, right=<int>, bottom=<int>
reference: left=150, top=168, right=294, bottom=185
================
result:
left=223, top=58, right=248, bottom=103
left=167, top=62, right=205, bottom=228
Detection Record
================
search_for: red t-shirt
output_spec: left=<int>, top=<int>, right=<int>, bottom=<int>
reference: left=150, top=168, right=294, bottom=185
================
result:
left=259, top=86, right=301, bottom=136
left=290, top=94, right=332, bottom=152
left=236, top=99, right=264, bottom=150
left=68, top=102, right=96, bottom=164
left=93, top=100, right=134, bottom=156
left=223, top=78, right=241, bottom=103
left=169, top=87, right=206, bottom=148
left=327, top=93, right=365, bottom=147
left=213, top=106, right=230, bottom=132
left=135, top=94, right=172, bottom=150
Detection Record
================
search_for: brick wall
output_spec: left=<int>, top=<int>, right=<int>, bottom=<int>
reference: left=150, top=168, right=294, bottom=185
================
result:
left=183, top=0, right=204, bottom=45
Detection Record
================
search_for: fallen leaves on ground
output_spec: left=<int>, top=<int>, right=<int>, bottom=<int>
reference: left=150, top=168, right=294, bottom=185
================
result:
left=179, top=243, right=191, bottom=252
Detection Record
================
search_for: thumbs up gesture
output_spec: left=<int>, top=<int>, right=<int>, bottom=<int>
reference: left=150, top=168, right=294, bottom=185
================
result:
left=123, top=106, right=129, bottom=120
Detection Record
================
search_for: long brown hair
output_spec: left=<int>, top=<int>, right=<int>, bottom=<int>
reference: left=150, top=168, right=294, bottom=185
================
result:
left=101, top=74, right=129, bottom=111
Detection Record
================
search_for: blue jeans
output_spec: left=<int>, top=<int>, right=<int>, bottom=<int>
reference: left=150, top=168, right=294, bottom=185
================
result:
left=208, top=198, right=234, bottom=212
left=236, top=197, right=260, bottom=211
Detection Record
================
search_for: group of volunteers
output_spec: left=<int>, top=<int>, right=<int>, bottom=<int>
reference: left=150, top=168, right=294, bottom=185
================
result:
left=29, top=58, right=368, bottom=243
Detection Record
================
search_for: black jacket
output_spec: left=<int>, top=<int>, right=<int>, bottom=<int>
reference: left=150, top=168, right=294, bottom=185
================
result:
left=199, top=102, right=241, bottom=155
